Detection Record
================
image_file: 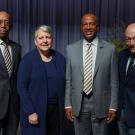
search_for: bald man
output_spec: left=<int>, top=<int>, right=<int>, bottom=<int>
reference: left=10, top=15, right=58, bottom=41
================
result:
left=0, top=11, right=21, bottom=135
left=118, top=23, right=135, bottom=135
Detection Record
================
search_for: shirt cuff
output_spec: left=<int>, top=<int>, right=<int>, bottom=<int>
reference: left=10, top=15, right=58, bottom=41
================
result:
left=109, top=108, right=117, bottom=111
left=65, top=106, right=72, bottom=109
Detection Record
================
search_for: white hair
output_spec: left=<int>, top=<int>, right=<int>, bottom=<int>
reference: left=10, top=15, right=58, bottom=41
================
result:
left=35, top=25, right=52, bottom=38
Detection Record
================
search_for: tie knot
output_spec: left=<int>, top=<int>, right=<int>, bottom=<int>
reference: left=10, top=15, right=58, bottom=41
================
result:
left=87, top=43, right=93, bottom=51
left=87, top=43, right=92, bottom=49
left=87, top=43, right=92, bottom=46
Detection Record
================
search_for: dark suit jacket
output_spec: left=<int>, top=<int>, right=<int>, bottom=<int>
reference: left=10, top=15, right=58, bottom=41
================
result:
left=118, top=48, right=135, bottom=127
left=0, top=39, right=21, bottom=119
left=17, top=48, right=65, bottom=135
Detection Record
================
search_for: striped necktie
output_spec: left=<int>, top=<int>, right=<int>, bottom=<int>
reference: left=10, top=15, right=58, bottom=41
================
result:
left=2, top=42, right=12, bottom=77
left=83, top=43, right=93, bottom=95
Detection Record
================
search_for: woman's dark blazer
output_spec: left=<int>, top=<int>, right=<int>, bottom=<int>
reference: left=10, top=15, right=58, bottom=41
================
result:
left=17, top=48, right=65, bottom=135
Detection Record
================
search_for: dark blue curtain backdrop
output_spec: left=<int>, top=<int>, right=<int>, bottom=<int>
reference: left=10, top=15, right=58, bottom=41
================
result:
left=1, top=1, right=135, bottom=135
left=0, top=0, right=135, bottom=56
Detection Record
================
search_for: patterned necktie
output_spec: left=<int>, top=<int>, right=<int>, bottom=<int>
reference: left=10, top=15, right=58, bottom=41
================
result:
left=83, top=44, right=93, bottom=95
left=2, top=42, right=12, bottom=76
left=127, top=55, right=135, bottom=75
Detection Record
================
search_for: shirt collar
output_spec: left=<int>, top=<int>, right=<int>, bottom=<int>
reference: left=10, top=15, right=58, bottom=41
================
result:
left=83, top=37, right=98, bottom=47
left=0, top=39, right=3, bottom=45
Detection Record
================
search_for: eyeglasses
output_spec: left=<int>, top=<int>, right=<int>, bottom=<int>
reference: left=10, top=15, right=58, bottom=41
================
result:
left=0, top=20, right=10, bottom=26
left=125, top=37, right=135, bottom=42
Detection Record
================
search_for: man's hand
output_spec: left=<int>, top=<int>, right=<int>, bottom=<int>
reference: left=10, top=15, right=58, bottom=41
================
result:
left=106, top=110, right=117, bottom=124
left=28, top=112, right=39, bottom=125
left=65, top=108, right=74, bottom=122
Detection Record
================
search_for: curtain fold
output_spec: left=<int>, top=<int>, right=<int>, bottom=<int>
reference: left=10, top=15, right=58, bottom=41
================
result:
left=0, top=0, right=135, bottom=56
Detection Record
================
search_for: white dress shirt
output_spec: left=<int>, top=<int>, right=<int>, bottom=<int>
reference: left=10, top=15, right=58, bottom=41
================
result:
left=83, top=37, right=98, bottom=80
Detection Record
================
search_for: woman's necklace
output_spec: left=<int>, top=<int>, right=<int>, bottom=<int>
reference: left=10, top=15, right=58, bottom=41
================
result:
left=39, top=49, right=53, bottom=62
left=42, top=55, right=52, bottom=62
left=41, top=54, right=52, bottom=62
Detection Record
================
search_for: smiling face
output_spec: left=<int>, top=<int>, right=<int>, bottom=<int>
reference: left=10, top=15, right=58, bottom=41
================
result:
left=34, top=30, right=52, bottom=53
left=125, top=23, right=135, bottom=54
left=0, top=11, right=12, bottom=40
left=81, top=13, right=98, bottom=42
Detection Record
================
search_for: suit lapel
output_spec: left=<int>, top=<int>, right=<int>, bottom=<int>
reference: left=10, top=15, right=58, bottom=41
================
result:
left=123, top=50, right=133, bottom=79
left=7, top=41, right=19, bottom=77
left=123, top=55, right=129, bottom=79
left=11, top=44, right=16, bottom=71
left=93, top=39, right=104, bottom=78
left=77, top=40, right=83, bottom=75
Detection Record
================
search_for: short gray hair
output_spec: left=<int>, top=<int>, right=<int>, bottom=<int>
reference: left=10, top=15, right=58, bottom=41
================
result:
left=34, top=25, right=52, bottom=38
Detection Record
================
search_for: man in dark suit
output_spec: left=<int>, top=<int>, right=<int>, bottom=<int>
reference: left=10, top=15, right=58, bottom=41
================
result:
left=118, top=23, right=135, bottom=135
left=0, top=11, right=21, bottom=135
left=65, top=13, right=119, bottom=135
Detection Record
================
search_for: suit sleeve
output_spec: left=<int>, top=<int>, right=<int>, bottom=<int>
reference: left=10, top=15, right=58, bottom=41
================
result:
left=65, top=46, right=72, bottom=108
left=110, top=46, right=119, bottom=110
left=17, top=55, right=35, bottom=115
